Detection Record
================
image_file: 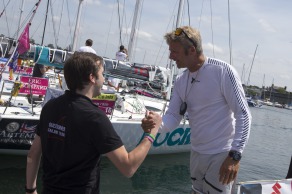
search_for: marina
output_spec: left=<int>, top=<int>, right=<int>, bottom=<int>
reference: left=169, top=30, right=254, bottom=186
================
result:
left=1, top=0, right=292, bottom=193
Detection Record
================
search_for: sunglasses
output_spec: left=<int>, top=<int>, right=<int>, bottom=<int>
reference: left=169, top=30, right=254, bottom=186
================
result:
left=174, top=28, right=196, bottom=47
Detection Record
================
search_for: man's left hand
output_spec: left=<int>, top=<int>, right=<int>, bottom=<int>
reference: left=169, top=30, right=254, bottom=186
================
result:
left=219, top=156, right=240, bottom=185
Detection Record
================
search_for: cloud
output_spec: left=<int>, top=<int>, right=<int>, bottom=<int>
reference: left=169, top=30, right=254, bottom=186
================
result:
left=258, top=19, right=276, bottom=33
left=122, top=28, right=152, bottom=40
left=279, top=74, right=291, bottom=81
left=86, top=0, right=101, bottom=5
left=203, top=42, right=224, bottom=54
left=52, top=16, right=60, bottom=23
left=137, top=30, right=152, bottom=39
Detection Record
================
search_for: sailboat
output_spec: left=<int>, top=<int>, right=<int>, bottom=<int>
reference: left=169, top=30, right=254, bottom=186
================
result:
left=245, top=44, right=262, bottom=108
left=0, top=0, right=191, bottom=155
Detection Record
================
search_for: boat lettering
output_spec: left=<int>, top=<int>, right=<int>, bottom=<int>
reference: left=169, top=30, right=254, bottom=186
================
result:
left=138, top=127, right=191, bottom=147
left=0, top=130, right=35, bottom=139
left=153, top=127, right=191, bottom=147
left=30, top=84, right=48, bottom=90
left=28, top=78, right=42, bottom=84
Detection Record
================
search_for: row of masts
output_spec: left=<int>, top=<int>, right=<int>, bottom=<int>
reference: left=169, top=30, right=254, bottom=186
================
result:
left=9, top=0, right=82, bottom=52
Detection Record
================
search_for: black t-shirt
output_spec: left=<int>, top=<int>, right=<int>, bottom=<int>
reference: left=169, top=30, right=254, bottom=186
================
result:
left=37, top=90, right=123, bottom=194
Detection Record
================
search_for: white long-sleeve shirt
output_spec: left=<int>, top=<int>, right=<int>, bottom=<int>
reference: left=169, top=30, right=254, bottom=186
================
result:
left=162, top=57, right=252, bottom=154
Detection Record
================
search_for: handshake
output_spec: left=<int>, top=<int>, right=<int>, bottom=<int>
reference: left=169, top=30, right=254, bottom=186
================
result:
left=141, top=110, right=162, bottom=138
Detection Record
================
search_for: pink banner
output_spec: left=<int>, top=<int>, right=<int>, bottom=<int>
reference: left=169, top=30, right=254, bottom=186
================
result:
left=15, top=66, right=33, bottom=75
left=92, top=99, right=115, bottom=115
left=19, top=76, right=49, bottom=95
left=18, top=23, right=30, bottom=54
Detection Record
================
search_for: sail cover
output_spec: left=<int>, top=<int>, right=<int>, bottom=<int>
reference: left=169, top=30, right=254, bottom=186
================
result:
left=103, top=58, right=170, bottom=89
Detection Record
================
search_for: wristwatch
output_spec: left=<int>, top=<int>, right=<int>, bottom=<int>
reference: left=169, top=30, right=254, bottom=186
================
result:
left=229, top=150, right=242, bottom=161
left=25, top=185, right=36, bottom=193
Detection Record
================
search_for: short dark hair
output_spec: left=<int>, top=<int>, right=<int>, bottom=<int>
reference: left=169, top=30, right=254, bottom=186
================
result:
left=119, top=45, right=125, bottom=51
left=64, top=52, right=103, bottom=91
left=85, top=39, right=93, bottom=46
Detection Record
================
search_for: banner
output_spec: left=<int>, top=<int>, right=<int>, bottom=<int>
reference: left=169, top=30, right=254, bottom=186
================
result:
left=19, top=76, right=49, bottom=95
left=18, top=23, right=30, bottom=55
left=92, top=99, right=116, bottom=115
left=92, top=93, right=117, bottom=101
left=43, top=88, right=116, bottom=115
left=15, top=66, right=33, bottom=75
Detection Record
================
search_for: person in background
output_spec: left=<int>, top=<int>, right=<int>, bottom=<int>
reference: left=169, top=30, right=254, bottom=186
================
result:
left=27, top=63, right=47, bottom=103
left=107, top=76, right=121, bottom=93
left=115, top=45, right=128, bottom=61
left=32, top=63, right=46, bottom=78
left=25, top=52, right=161, bottom=194
left=78, top=39, right=97, bottom=54
left=142, top=26, right=252, bottom=194
left=105, top=45, right=128, bottom=93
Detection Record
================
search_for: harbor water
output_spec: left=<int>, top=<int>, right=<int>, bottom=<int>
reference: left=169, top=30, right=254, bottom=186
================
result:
left=0, top=105, right=291, bottom=193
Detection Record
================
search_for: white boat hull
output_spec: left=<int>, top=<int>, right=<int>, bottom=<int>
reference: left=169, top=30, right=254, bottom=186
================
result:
left=0, top=106, right=191, bottom=155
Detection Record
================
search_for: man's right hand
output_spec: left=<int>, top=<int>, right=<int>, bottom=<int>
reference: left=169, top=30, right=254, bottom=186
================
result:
left=141, top=110, right=162, bottom=136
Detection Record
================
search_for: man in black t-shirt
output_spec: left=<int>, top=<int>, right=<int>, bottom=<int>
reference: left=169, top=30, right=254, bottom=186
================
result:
left=25, top=52, right=161, bottom=194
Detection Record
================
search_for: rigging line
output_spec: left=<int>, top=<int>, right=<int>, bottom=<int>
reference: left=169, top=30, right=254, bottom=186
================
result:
left=50, top=0, right=58, bottom=48
left=158, top=46, right=169, bottom=67
left=2, top=0, right=10, bottom=37
left=104, top=2, right=115, bottom=57
left=65, top=0, right=73, bottom=48
left=121, top=0, right=127, bottom=45
left=132, top=0, right=144, bottom=63
left=198, top=0, right=204, bottom=30
left=241, top=63, right=245, bottom=84
left=124, top=0, right=135, bottom=48
left=179, top=1, right=185, bottom=26
left=30, top=15, right=45, bottom=39
left=0, top=0, right=11, bottom=18
left=247, top=44, right=258, bottom=87
left=13, top=0, right=42, bottom=39
left=55, top=0, right=65, bottom=47
left=228, top=0, right=232, bottom=65
left=41, top=0, right=50, bottom=46
left=122, top=0, right=130, bottom=46
left=28, top=0, right=42, bottom=24
left=16, top=0, right=25, bottom=39
left=120, top=0, right=125, bottom=40
left=155, top=0, right=178, bottom=66
left=79, top=1, right=88, bottom=48
left=117, top=0, right=122, bottom=45
left=186, top=0, right=190, bottom=26
left=209, top=0, right=215, bottom=58
left=163, top=1, right=179, bottom=68
left=154, top=13, right=175, bottom=66
left=11, top=0, right=37, bottom=38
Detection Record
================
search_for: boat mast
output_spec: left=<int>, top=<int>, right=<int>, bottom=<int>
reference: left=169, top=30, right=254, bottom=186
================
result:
left=127, top=0, right=142, bottom=61
left=269, top=78, right=274, bottom=102
left=166, top=0, right=185, bottom=100
left=246, top=44, right=258, bottom=87
left=72, top=0, right=84, bottom=51
left=41, top=0, right=50, bottom=45
left=262, top=74, right=265, bottom=100
left=16, top=0, right=25, bottom=39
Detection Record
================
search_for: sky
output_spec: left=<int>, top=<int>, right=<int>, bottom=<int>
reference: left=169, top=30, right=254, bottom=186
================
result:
left=1, top=0, right=292, bottom=91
